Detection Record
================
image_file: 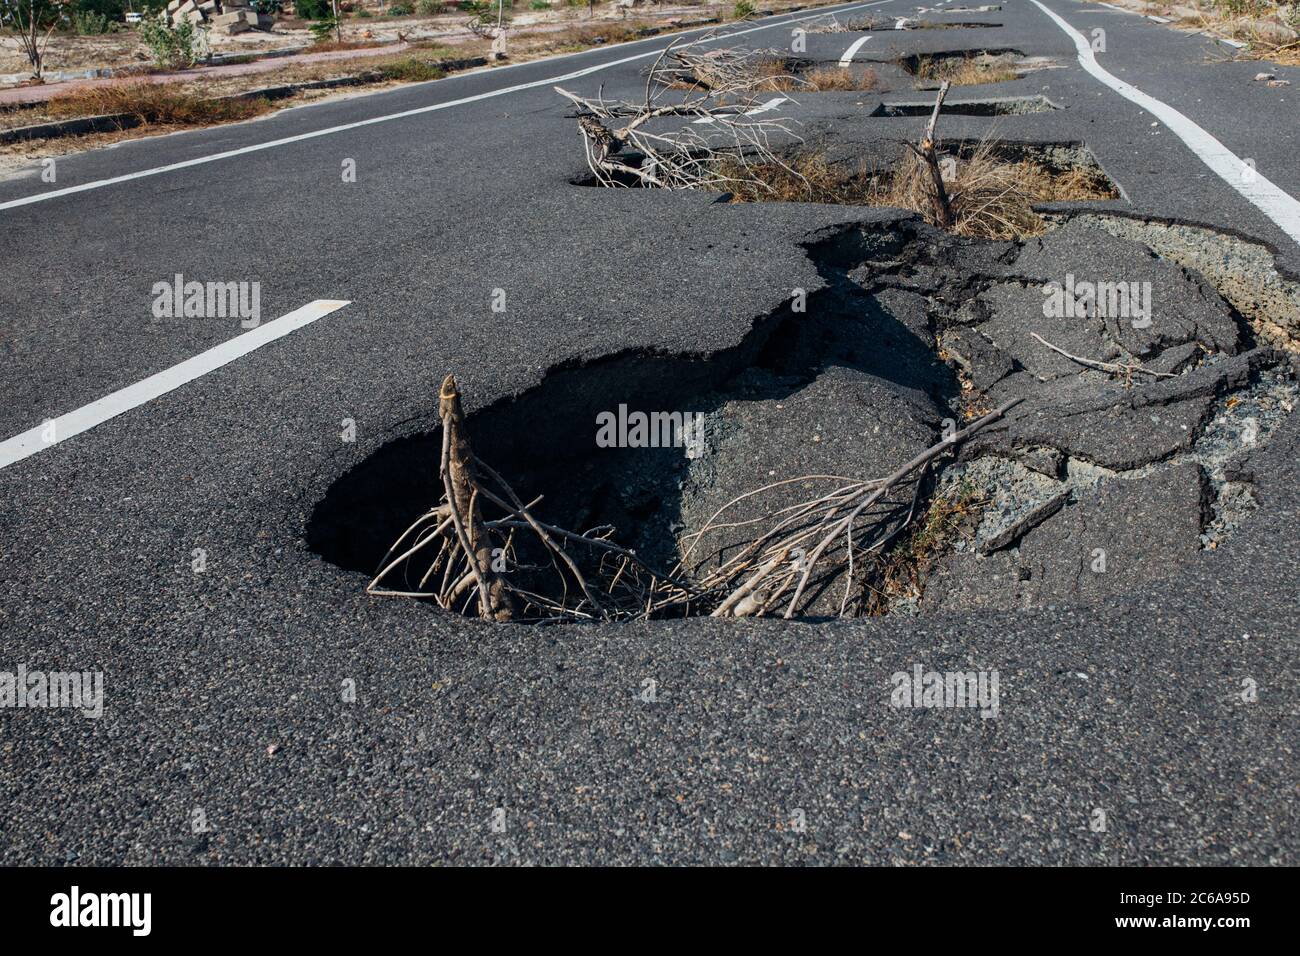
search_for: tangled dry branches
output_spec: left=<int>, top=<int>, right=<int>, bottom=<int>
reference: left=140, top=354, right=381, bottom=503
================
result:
left=555, top=33, right=802, bottom=191
left=676, top=397, right=1022, bottom=618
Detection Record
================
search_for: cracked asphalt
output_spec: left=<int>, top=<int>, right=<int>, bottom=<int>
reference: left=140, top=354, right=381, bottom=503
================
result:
left=0, top=0, right=1297, bottom=865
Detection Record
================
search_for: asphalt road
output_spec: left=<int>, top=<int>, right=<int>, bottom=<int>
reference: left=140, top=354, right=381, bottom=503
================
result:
left=0, top=0, right=1296, bottom=865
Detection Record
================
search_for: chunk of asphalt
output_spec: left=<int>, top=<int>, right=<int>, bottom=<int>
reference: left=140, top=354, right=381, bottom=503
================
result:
left=969, top=349, right=1281, bottom=471
left=978, top=489, right=1070, bottom=554
left=1005, top=220, right=1243, bottom=359
left=980, top=281, right=1117, bottom=380
left=926, top=462, right=1211, bottom=613
left=941, top=326, right=1017, bottom=391
left=1146, top=340, right=1204, bottom=375
left=1015, top=445, right=1064, bottom=478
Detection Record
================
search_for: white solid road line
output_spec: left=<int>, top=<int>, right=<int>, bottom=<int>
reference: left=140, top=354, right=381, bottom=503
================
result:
left=839, top=35, right=873, bottom=67
left=0, top=0, right=896, bottom=213
left=0, top=299, right=350, bottom=470
left=1030, top=0, right=1300, bottom=247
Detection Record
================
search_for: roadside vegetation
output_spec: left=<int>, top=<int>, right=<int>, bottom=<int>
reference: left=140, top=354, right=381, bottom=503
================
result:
left=44, top=80, right=272, bottom=126
left=1110, top=0, right=1300, bottom=65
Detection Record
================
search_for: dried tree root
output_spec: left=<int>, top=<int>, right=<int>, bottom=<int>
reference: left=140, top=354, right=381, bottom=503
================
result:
left=677, top=396, right=1024, bottom=619
left=369, top=376, right=696, bottom=621
left=438, top=375, right=515, bottom=621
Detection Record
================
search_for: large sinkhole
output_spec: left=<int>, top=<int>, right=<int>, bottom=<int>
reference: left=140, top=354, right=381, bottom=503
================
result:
left=307, top=219, right=1298, bottom=623
left=898, top=49, right=1028, bottom=85
left=573, top=139, right=1120, bottom=242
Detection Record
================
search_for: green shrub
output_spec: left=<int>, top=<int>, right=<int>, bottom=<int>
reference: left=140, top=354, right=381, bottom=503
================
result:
left=732, top=0, right=755, bottom=18
left=308, top=16, right=339, bottom=41
left=138, top=12, right=208, bottom=69
left=388, top=1, right=414, bottom=14
left=72, top=9, right=111, bottom=32
left=416, top=0, right=445, bottom=12
left=295, top=0, right=333, bottom=18
left=529, top=0, right=547, bottom=8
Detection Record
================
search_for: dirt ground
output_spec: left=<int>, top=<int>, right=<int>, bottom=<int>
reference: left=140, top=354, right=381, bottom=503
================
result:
left=0, top=2, right=791, bottom=77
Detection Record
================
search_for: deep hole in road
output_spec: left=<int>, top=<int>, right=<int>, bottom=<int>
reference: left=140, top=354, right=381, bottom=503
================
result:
left=307, top=218, right=1298, bottom=623
left=870, top=95, right=1060, bottom=117
left=573, top=139, right=1119, bottom=240
left=899, top=49, right=1028, bottom=85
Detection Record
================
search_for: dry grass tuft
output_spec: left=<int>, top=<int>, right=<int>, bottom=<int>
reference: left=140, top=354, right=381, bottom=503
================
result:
left=862, top=482, right=987, bottom=615
left=668, top=55, right=877, bottom=93
left=802, top=65, right=879, bottom=91
left=45, top=82, right=272, bottom=128
left=870, top=140, right=1116, bottom=239
left=913, top=53, right=1021, bottom=85
left=718, top=138, right=1117, bottom=240
left=717, top=151, right=870, bottom=204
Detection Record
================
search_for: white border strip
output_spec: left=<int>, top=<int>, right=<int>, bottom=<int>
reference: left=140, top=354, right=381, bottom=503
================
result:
left=0, top=299, right=350, bottom=470
left=0, top=0, right=896, bottom=213
left=839, top=35, right=873, bottom=67
left=1029, top=0, right=1300, bottom=247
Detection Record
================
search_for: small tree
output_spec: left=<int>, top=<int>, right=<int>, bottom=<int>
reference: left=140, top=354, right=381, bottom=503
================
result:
left=139, top=11, right=209, bottom=69
left=1, top=0, right=71, bottom=81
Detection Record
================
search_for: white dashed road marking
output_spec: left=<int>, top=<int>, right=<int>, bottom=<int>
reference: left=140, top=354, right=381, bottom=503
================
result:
left=0, top=299, right=350, bottom=469
left=839, top=35, right=873, bottom=67
left=0, top=0, right=898, bottom=213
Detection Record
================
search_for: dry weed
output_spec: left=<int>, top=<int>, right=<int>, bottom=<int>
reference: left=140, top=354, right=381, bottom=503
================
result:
left=45, top=82, right=272, bottom=128
left=914, top=53, right=1020, bottom=85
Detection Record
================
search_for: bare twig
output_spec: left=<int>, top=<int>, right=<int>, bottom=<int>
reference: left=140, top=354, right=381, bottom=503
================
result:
left=1030, top=332, right=1176, bottom=380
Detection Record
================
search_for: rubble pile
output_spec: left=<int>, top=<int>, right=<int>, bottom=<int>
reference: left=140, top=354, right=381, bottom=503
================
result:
left=164, top=0, right=276, bottom=36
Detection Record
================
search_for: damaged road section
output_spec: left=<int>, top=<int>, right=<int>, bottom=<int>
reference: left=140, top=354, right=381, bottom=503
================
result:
left=310, top=213, right=1298, bottom=622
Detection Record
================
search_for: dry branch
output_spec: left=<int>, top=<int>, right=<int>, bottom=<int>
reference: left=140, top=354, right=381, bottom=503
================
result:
left=1030, top=332, right=1176, bottom=381
left=905, top=80, right=955, bottom=229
